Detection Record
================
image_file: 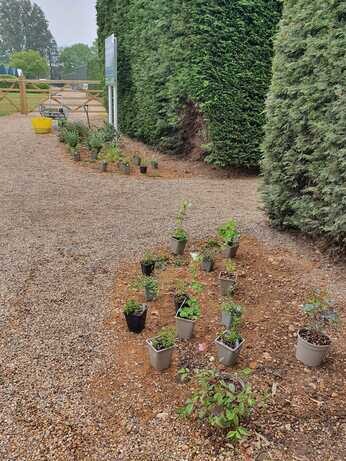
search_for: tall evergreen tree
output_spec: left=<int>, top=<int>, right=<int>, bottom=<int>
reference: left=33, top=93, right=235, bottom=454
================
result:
left=262, top=0, right=346, bottom=249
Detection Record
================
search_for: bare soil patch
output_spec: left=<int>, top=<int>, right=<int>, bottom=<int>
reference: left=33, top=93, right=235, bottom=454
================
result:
left=93, top=235, right=346, bottom=460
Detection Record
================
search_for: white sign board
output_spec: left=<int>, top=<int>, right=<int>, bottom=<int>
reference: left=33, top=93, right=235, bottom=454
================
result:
left=105, top=34, right=118, bottom=130
left=105, top=35, right=117, bottom=85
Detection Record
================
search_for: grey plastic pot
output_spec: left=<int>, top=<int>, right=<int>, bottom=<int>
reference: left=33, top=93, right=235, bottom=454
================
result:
left=171, top=237, right=187, bottom=256
left=219, top=272, right=237, bottom=296
left=100, top=160, right=108, bottom=172
left=147, top=339, right=174, bottom=371
left=201, top=258, right=214, bottom=273
left=144, top=286, right=156, bottom=302
left=120, top=163, right=130, bottom=175
left=296, top=329, right=331, bottom=367
left=73, top=151, right=80, bottom=162
left=224, top=240, right=240, bottom=258
left=90, top=150, right=98, bottom=161
left=133, top=155, right=141, bottom=166
left=215, top=335, right=244, bottom=366
left=221, top=311, right=234, bottom=329
left=175, top=314, right=195, bottom=340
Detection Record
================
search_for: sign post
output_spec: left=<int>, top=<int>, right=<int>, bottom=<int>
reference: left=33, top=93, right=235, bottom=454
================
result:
left=105, top=34, right=117, bottom=130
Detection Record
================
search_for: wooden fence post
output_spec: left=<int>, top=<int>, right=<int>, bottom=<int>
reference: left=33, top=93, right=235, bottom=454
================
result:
left=19, top=77, right=28, bottom=114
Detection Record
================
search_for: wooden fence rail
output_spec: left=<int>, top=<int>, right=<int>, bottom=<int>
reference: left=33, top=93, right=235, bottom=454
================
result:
left=0, top=77, right=105, bottom=115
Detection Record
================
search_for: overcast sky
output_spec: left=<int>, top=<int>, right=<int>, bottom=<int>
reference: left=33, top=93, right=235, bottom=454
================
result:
left=34, top=0, right=97, bottom=47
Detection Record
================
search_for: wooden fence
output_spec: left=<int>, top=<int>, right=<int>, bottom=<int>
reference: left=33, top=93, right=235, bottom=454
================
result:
left=0, top=77, right=106, bottom=116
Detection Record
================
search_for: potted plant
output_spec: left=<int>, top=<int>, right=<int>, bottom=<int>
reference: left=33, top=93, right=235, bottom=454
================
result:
left=219, top=260, right=237, bottom=296
left=171, top=200, right=191, bottom=255
left=132, top=154, right=141, bottom=166
left=132, top=275, right=159, bottom=302
left=176, top=298, right=201, bottom=340
left=147, top=327, right=176, bottom=371
left=151, top=159, right=159, bottom=169
left=218, top=219, right=240, bottom=258
left=123, top=300, right=148, bottom=334
left=200, top=240, right=220, bottom=273
left=87, top=130, right=104, bottom=158
left=296, top=292, right=337, bottom=367
left=100, top=160, right=108, bottom=172
left=221, top=298, right=243, bottom=329
left=215, top=322, right=244, bottom=366
left=173, top=280, right=190, bottom=313
left=140, top=251, right=156, bottom=276
left=178, top=369, right=259, bottom=442
left=120, top=159, right=131, bottom=175
left=72, top=146, right=81, bottom=162
left=140, top=161, right=148, bottom=174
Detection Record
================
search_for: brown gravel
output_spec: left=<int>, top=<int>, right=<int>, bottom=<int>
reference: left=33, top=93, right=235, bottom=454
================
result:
left=0, top=114, right=345, bottom=460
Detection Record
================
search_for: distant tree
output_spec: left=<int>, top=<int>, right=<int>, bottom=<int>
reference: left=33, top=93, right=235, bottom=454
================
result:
left=0, top=0, right=59, bottom=76
left=9, top=50, right=49, bottom=78
left=60, top=42, right=101, bottom=80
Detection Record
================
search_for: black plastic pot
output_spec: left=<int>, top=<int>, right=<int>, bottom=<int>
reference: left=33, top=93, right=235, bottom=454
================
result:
left=141, top=261, right=155, bottom=276
left=124, top=305, right=148, bottom=333
left=140, top=166, right=148, bottom=174
left=174, top=294, right=190, bottom=313
left=202, top=258, right=214, bottom=273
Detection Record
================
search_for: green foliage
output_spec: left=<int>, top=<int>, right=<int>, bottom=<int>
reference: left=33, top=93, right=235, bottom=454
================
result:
left=123, top=299, right=143, bottom=315
left=178, top=369, right=259, bottom=442
left=141, top=251, right=156, bottom=264
left=172, top=200, right=191, bottom=241
left=151, top=327, right=176, bottom=351
left=262, top=0, right=346, bottom=249
left=60, top=43, right=100, bottom=80
left=87, top=130, right=104, bottom=153
left=96, top=0, right=281, bottom=168
left=178, top=298, right=201, bottom=321
left=132, top=275, right=159, bottom=297
left=9, top=50, right=48, bottom=78
left=63, top=130, right=79, bottom=149
left=221, top=299, right=243, bottom=317
left=225, top=259, right=236, bottom=275
left=302, top=290, right=338, bottom=334
left=218, top=324, right=242, bottom=349
left=217, top=220, right=240, bottom=246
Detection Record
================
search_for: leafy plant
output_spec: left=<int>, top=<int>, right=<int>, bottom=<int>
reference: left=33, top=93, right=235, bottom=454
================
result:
left=172, top=200, right=191, bottom=241
left=178, top=369, right=261, bottom=442
left=132, top=275, right=159, bottom=297
left=218, top=322, right=242, bottom=349
left=100, top=122, right=118, bottom=143
left=87, top=130, right=104, bottom=152
left=100, top=143, right=123, bottom=163
left=224, top=259, right=236, bottom=275
left=64, top=129, right=79, bottom=149
left=301, top=291, right=338, bottom=334
left=178, top=298, right=201, bottom=320
left=124, top=299, right=143, bottom=315
left=201, top=239, right=221, bottom=261
left=151, top=159, right=158, bottom=168
left=177, top=367, right=190, bottom=383
left=218, top=220, right=240, bottom=246
left=151, top=327, right=176, bottom=351
left=174, top=279, right=189, bottom=296
left=221, top=299, right=243, bottom=318
left=141, top=251, right=156, bottom=264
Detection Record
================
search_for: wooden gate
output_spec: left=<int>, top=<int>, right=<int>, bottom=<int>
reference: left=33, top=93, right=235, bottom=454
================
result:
left=0, top=77, right=106, bottom=116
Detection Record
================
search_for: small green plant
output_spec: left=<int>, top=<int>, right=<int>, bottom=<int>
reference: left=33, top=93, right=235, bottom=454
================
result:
left=218, top=219, right=240, bottom=246
left=142, top=251, right=156, bottom=264
left=178, top=369, right=260, bottom=442
left=64, top=129, right=79, bottom=149
left=221, top=299, right=243, bottom=317
left=201, top=239, right=221, bottom=261
left=124, top=300, right=143, bottom=315
left=302, top=290, right=338, bottom=334
left=178, top=298, right=201, bottom=320
left=100, top=143, right=122, bottom=163
left=100, top=122, right=118, bottom=143
left=151, top=327, right=176, bottom=351
left=172, top=200, right=191, bottom=241
left=132, top=275, right=159, bottom=297
left=174, top=279, right=189, bottom=296
left=87, top=130, right=104, bottom=153
left=151, top=159, right=158, bottom=168
left=120, top=158, right=130, bottom=167
left=177, top=367, right=190, bottom=383
left=218, top=322, right=242, bottom=349
left=225, top=259, right=236, bottom=275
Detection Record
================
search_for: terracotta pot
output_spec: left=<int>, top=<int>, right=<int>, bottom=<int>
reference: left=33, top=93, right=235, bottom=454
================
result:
left=296, top=329, right=331, bottom=367
left=215, top=335, right=244, bottom=366
left=219, top=272, right=237, bottom=296
left=171, top=237, right=187, bottom=256
left=147, top=339, right=174, bottom=371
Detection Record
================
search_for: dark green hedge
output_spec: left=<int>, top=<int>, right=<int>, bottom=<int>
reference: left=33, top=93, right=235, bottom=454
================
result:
left=262, top=0, right=346, bottom=249
left=97, top=0, right=281, bottom=168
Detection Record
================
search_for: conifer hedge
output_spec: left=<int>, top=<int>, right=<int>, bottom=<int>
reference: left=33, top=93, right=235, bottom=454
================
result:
left=262, top=0, right=346, bottom=249
left=96, top=0, right=281, bottom=168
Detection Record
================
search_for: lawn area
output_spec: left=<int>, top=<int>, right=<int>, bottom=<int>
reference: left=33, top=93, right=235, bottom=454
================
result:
left=0, top=93, right=46, bottom=116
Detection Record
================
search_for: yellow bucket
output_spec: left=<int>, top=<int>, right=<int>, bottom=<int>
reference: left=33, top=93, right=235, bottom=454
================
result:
left=32, top=117, right=53, bottom=134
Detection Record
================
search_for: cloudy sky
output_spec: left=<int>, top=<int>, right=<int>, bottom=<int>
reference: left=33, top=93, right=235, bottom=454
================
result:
left=34, top=0, right=97, bottom=47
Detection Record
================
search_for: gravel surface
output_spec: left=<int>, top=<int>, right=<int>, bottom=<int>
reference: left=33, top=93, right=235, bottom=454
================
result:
left=0, top=114, right=345, bottom=460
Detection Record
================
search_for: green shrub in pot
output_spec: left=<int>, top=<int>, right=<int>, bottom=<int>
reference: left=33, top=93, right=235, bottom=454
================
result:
left=218, top=219, right=240, bottom=258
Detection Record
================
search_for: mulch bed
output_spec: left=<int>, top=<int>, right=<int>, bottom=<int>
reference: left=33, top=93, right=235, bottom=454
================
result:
left=90, top=235, right=346, bottom=460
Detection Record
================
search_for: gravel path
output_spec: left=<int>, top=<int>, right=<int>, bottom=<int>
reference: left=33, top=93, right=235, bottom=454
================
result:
left=0, top=115, right=344, bottom=460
